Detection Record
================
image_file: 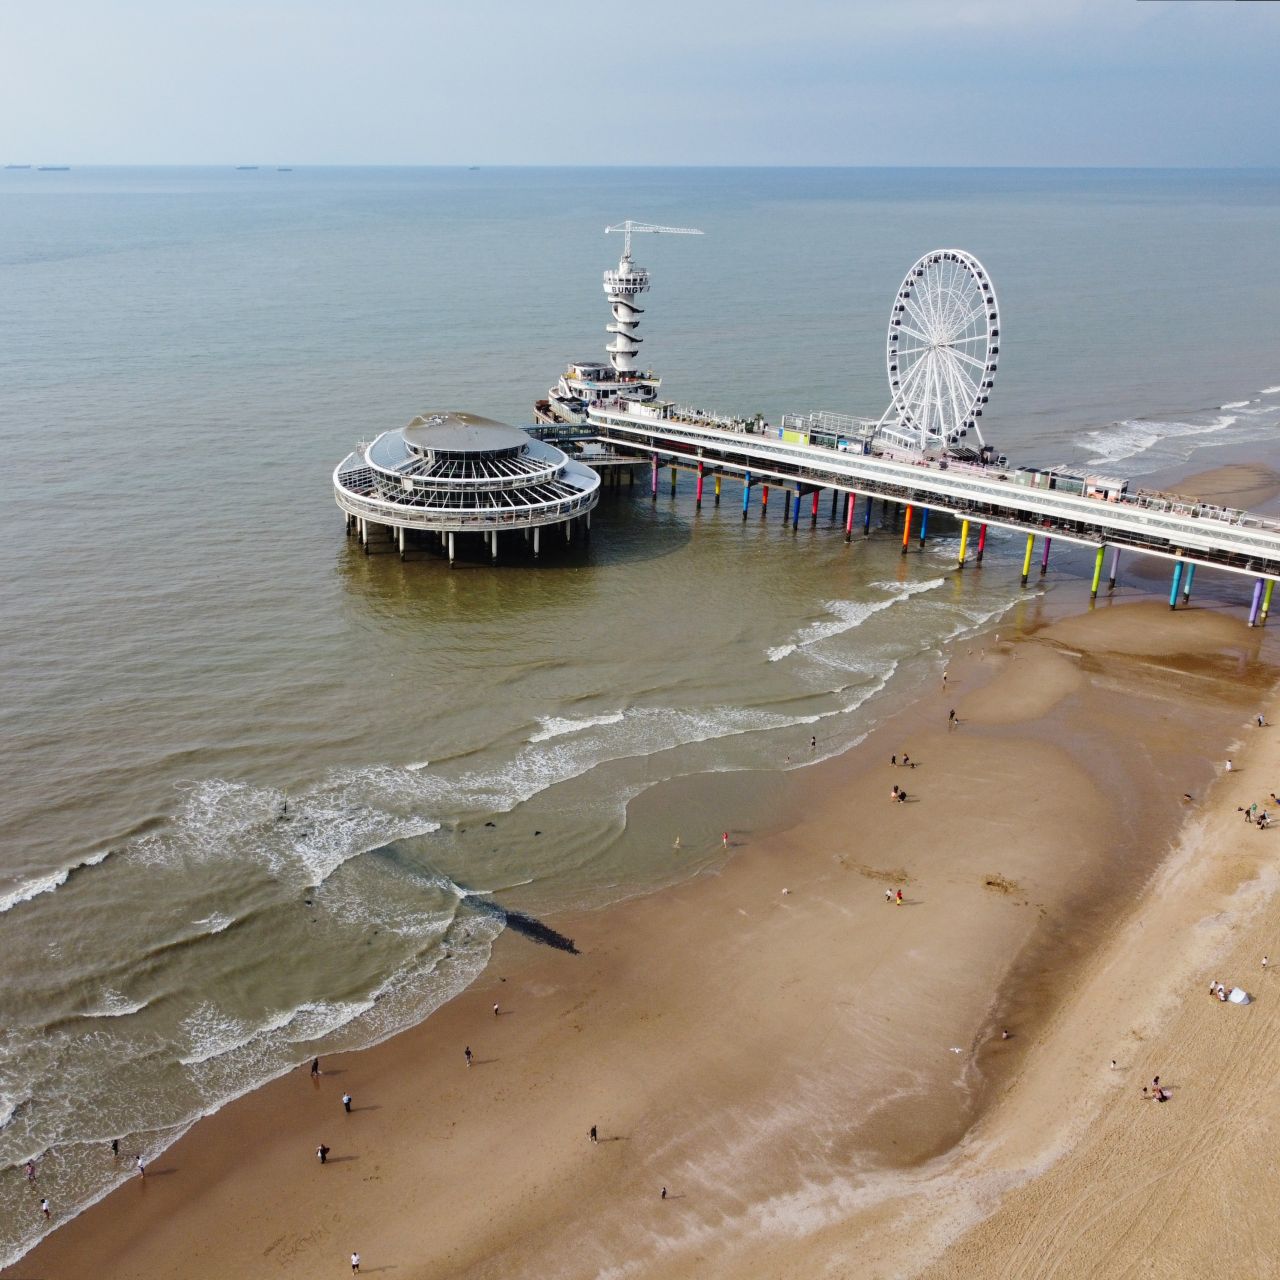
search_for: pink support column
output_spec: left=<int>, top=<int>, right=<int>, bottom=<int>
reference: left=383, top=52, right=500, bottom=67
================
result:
left=696, top=462, right=705, bottom=509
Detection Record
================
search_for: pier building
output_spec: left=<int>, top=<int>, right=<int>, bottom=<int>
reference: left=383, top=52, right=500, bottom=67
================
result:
left=333, top=411, right=599, bottom=563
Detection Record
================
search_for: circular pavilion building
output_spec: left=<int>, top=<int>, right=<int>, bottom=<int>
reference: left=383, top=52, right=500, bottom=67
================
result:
left=333, top=411, right=601, bottom=563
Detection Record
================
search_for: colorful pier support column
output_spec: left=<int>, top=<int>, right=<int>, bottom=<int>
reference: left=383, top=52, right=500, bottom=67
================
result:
left=532, top=526, right=540, bottom=559
left=918, top=508, right=929, bottom=547
left=782, top=489, right=790, bottom=523
left=1020, top=533, right=1035, bottom=586
left=650, top=456, right=658, bottom=500
left=811, top=490, right=820, bottom=525
left=976, top=523, right=988, bottom=563
left=1040, top=536, right=1052, bottom=576
left=864, top=497, right=873, bottom=535
left=830, top=489, right=839, bottom=520
left=398, top=525, right=406, bottom=559
left=957, top=519, right=970, bottom=568
left=1108, top=547, right=1120, bottom=590
left=1263, top=580, right=1275, bottom=626
left=742, top=471, right=751, bottom=520
left=714, top=473, right=722, bottom=505
left=670, top=464, right=678, bottom=496
left=792, top=490, right=802, bottom=531
left=696, top=462, right=705, bottom=509
left=1168, top=560, right=1184, bottom=609
left=1249, top=578, right=1264, bottom=626
left=901, top=504, right=913, bottom=555
left=447, top=531, right=456, bottom=565
left=1090, top=545, right=1105, bottom=599
left=844, top=491, right=856, bottom=541
left=761, top=484, right=769, bottom=515
left=1181, top=563, right=1196, bottom=604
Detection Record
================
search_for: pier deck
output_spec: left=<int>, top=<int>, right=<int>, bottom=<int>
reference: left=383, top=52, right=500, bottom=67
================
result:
left=586, top=403, right=1280, bottom=583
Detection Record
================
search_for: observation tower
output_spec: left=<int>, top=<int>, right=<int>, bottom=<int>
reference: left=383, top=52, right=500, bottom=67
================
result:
left=333, top=411, right=600, bottom=563
left=536, top=221, right=702, bottom=426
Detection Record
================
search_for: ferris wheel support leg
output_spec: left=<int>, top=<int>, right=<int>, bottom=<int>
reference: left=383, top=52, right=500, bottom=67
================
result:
left=1090, top=546, right=1105, bottom=599
left=918, top=508, right=929, bottom=547
left=1262, top=580, right=1275, bottom=625
left=901, top=505, right=913, bottom=555
left=1248, top=578, right=1264, bottom=626
left=1168, top=561, right=1183, bottom=610
left=1020, top=534, right=1035, bottom=586
left=958, top=520, right=970, bottom=568
left=976, top=523, right=988, bottom=562
left=743, top=472, right=752, bottom=520
left=1108, top=547, right=1120, bottom=590
left=845, top=492, right=856, bottom=542
left=1181, top=563, right=1195, bottom=603
left=1040, top=537, right=1052, bottom=576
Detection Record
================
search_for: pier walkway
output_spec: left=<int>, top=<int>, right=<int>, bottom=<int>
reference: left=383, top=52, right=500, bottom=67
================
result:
left=571, top=402, right=1280, bottom=619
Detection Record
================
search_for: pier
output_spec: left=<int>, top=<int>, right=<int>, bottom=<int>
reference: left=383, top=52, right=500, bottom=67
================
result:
left=573, top=401, right=1280, bottom=619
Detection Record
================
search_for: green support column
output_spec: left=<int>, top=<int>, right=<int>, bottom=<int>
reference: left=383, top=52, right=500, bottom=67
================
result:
left=1090, top=545, right=1105, bottom=599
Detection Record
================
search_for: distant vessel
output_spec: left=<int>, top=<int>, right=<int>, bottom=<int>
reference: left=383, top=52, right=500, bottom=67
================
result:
left=534, top=220, right=703, bottom=427
left=5, top=164, right=32, bottom=170
left=468, top=166, right=480, bottom=171
left=235, top=165, right=259, bottom=171
left=37, top=166, right=70, bottom=171
left=277, top=167, right=292, bottom=172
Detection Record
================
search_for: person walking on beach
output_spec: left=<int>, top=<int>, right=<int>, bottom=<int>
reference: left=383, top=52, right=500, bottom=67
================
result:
left=351, top=1251, right=361, bottom=1273
left=136, top=1155, right=146, bottom=1179
left=895, top=889, right=904, bottom=906
left=590, top=1125, right=598, bottom=1144
left=948, top=709, right=956, bottom=727
left=891, top=784, right=900, bottom=802
left=1226, top=759, right=1233, bottom=772
left=811, top=735, right=817, bottom=750
left=464, top=1046, right=473, bottom=1068
left=310, top=1057, right=320, bottom=1079
left=342, top=1092, right=352, bottom=1113
left=317, top=1144, right=330, bottom=1165
left=1264, top=955, right=1269, bottom=971
left=111, top=1139, right=119, bottom=1158
left=885, top=889, right=893, bottom=903
left=661, top=1186, right=667, bottom=1200
left=24, top=1160, right=35, bottom=1182
left=1257, top=713, right=1266, bottom=728
left=722, top=831, right=729, bottom=848
left=40, top=1199, right=49, bottom=1219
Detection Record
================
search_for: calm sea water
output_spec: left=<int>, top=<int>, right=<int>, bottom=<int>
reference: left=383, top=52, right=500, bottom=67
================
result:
left=2, top=166, right=1279, bottom=1262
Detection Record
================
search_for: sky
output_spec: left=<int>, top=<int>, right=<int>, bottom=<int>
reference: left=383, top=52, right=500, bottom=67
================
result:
left=2, top=0, right=1278, bottom=166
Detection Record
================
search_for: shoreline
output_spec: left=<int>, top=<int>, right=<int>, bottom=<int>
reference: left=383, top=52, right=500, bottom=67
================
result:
left=8, top=587, right=1275, bottom=1279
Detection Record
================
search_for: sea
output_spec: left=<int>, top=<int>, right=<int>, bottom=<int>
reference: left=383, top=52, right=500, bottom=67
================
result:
left=2, top=165, right=1279, bottom=1263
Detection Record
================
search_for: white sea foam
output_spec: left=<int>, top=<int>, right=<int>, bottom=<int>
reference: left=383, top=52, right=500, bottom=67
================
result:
left=83, top=991, right=149, bottom=1019
left=767, top=578, right=945, bottom=663
left=405, top=760, right=430, bottom=771
left=192, top=913, right=234, bottom=935
left=0, top=849, right=111, bottom=915
left=1081, top=413, right=1238, bottom=467
left=1221, top=400, right=1251, bottom=410
left=530, top=712, right=625, bottom=743
left=1261, top=385, right=1280, bottom=395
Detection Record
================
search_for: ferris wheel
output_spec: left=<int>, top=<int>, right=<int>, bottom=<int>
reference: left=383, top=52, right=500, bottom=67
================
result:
left=880, top=249, right=999, bottom=454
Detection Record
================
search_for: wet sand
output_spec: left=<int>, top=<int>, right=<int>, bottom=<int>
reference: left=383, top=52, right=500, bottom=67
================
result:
left=7, top=590, right=1273, bottom=1280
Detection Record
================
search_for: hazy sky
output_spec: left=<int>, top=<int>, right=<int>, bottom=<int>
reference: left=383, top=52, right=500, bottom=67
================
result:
left=3, top=0, right=1277, bottom=166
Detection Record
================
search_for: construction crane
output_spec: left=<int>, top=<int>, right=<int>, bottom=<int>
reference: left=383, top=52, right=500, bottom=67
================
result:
left=605, top=220, right=704, bottom=261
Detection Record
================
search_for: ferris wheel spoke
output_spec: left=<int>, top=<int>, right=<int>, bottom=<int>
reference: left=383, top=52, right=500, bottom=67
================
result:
left=948, top=348, right=988, bottom=372
left=902, top=295, right=934, bottom=338
left=893, top=322, right=934, bottom=346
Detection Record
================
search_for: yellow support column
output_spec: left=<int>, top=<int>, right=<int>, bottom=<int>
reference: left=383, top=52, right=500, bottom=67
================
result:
left=1020, top=533, right=1035, bottom=586
left=957, top=519, right=970, bottom=569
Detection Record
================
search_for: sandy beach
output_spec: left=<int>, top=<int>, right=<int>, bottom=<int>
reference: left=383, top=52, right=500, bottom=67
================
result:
left=9, top=574, right=1278, bottom=1280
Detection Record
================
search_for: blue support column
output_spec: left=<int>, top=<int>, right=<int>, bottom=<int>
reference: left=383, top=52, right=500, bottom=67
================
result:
left=792, top=491, right=802, bottom=530
left=742, top=471, right=751, bottom=520
left=918, top=508, right=929, bottom=546
left=1181, top=563, right=1196, bottom=603
left=1249, top=578, right=1265, bottom=626
left=864, top=497, right=873, bottom=535
left=1168, top=561, right=1183, bottom=609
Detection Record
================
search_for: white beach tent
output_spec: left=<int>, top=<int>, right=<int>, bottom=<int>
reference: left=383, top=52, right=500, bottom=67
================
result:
left=1228, top=987, right=1251, bottom=1004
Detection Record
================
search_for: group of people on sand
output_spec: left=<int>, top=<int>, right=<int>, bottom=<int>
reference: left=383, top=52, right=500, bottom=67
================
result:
left=1239, top=800, right=1273, bottom=828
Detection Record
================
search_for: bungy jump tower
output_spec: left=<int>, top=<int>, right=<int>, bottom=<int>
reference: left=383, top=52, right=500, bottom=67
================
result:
left=333, top=411, right=600, bottom=563
left=535, top=221, right=703, bottom=427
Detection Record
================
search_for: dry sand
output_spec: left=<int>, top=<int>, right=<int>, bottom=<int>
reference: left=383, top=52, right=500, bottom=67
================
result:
left=6, top=600, right=1278, bottom=1280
